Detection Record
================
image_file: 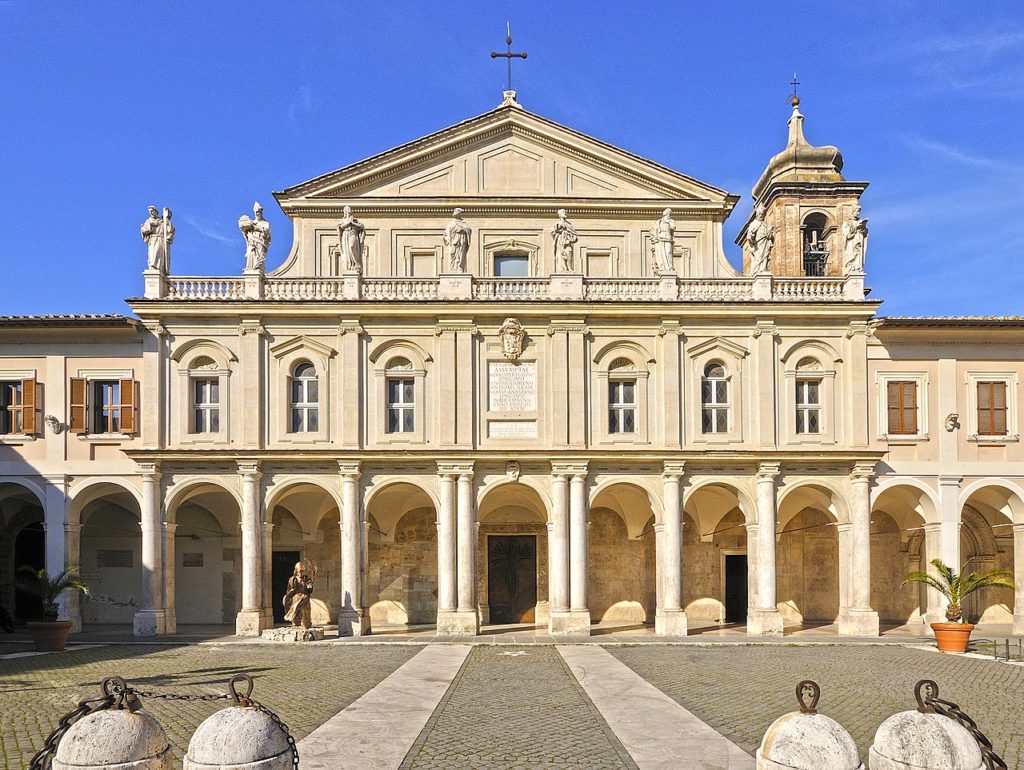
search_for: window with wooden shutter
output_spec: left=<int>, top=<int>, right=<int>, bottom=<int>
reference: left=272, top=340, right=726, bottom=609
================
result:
left=69, top=377, right=87, bottom=433
left=978, top=381, right=1007, bottom=436
left=20, top=378, right=36, bottom=435
left=119, top=378, right=136, bottom=434
left=886, top=381, right=918, bottom=435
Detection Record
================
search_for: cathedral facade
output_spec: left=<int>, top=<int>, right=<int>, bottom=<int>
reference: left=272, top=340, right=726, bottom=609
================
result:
left=1, top=92, right=1021, bottom=638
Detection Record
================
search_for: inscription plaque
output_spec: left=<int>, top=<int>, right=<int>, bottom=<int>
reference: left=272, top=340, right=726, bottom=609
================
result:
left=488, top=361, right=537, bottom=412
left=489, top=420, right=538, bottom=439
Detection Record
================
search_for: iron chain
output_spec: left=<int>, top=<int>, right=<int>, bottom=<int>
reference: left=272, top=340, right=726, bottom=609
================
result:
left=915, top=679, right=1008, bottom=770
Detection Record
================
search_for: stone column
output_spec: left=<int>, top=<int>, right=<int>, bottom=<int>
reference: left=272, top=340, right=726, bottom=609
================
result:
left=436, top=471, right=459, bottom=632
left=1014, top=524, right=1024, bottom=636
left=567, top=467, right=591, bottom=635
left=134, top=465, right=166, bottom=636
left=449, top=467, right=478, bottom=635
left=656, top=464, right=687, bottom=635
left=64, top=523, right=83, bottom=632
left=921, top=524, right=945, bottom=623
left=744, top=522, right=759, bottom=623
left=339, top=463, right=366, bottom=636
left=934, top=475, right=963, bottom=622
left=836, top=523, right=852, bottom=618
left=748, top=463, right=784, bottom=636
left=547, top=471, right=572, bottom=635
left=839, top=466, right=880, bottom=636
left=42, top=476, right=74, bottom=627
left=163, top=522, right=177, bottom=634
left=235, top=462, right=265, bottom=636
left=261, top=522, right=275, bottom=627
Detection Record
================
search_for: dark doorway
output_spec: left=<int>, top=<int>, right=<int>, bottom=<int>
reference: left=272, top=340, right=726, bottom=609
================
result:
left=724, top=554, right=748, bottom=624
left=271, top=550, right=301, bottom=624
left=487, top=535, right=537, bottom=624
left=14, top=522, right=45, bottom=621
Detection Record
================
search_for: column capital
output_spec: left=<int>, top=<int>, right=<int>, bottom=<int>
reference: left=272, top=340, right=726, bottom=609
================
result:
left=237, top=460, right=261, bottom=479
left=551, top=460, right=588, bottom=476
left=743, top=521, right=759, bottom=533
left=1013, top=522, right=1024, bottom=534
left=137, top=461, right=161, bottom=479
left=921, top=522, right=944, bottom=534
left=437, top=460, right=474, bottom=476
left=835, top=522, right=852, bottom=533
left=163, top=522, right=177, bottom=533
left=937, top=474, right=963, bottom=488
left=663, top=461, right=686, bottom=480
left=756, top=463, right=781, bottom=482
left=337, top=459, right=362, bottom=478
left=850, top=462, right=876, bottom=483
left=653, top=522, right=666, bottom=533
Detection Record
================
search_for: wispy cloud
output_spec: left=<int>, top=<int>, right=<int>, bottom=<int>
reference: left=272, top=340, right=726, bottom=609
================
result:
left=183, top=214, right=236, bottom=244
left=898, top=134, right=1018, bottom=173
left=288, top=83, right=316, bottom=129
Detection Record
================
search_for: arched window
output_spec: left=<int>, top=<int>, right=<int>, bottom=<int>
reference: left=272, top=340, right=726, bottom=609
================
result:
left=795, top=357, right=822, bottom=434
left=290, top=362, right=318, bottom=432
left=802, top=213, right=829, bottom=276
left=191, top=356, right=220, bottom=434
left=608, top=358, right=637, bottom=434
left=386, top=357, right=415, bottom=434
left=701, top=362, right=729, bottom=434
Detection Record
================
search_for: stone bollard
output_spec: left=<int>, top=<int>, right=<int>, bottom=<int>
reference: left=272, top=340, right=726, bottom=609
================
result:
left=52, top=678, right=171, bottom=770
left=184, top=674, right=297, bottom=770
left=869, top=680, right=992, bottom=770
left=757, top=680, right=863, bottom=770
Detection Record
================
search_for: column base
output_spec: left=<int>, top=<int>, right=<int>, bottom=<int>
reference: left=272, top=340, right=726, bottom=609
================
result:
left=437, top=609, right=479, bottom=637
left=655, top=608, right=688, bottom=636
left=235, top=609, right=268, bottom=637
left=838, top=609, right=880, bottom=637
left=164, top=609, right=177, bottom=635
left=133, top=610, right=167, bottom=637
left=337, top=609, right=369, bottom=637
left=1014, top=614, right=1024, bottom=636
left=746, top=608, right=784, bottom=637
left=549, top=610, right=591, bottom=637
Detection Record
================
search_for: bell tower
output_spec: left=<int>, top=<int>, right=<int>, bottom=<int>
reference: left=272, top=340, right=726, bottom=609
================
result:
left=738, top=95, right=868, bottom=278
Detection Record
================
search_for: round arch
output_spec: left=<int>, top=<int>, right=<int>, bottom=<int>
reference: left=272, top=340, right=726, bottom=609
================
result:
left=69, top=479, right=144, bottom=525
left=589, top=477, right=662, bottom=524
left=871, top=477, right=940, bottom=525
left=777, top=479, right=849, bottom=528
left=683, top=479, right=755, bottom=525
left=165, top=478, right=243, bottom=521
left=959, top=479, right=1024, bottom=524
left=265, top=477, right=343, bottom=517
left=0, top=478, right=47, bottom=509
left=363, top=477, right=440, bottom=514
left=477, top=477, right=551, bottom=519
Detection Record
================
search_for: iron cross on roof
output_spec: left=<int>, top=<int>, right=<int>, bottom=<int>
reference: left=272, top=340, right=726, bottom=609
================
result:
left=491, top=22, right=527, bottom=93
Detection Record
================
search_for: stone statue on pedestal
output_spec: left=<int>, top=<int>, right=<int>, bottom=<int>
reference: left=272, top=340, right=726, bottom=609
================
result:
left=551, top=209, right=578, bottom=272
left=650, top=208, right=676, bottom=275
left=842, top=205, right=869, bottom=274
left=238, top=202, right=271, bottom=273
left=337, top=206, right=366, bottom=274
left=141, top=206, right=174, bottom=273
left=283, top=560, right=316, bottom=629
left=443, top=208, right=472, bottom=273
left=747, top=203, right=774, bottom=275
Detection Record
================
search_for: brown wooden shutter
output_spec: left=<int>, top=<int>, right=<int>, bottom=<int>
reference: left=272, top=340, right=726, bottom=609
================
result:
left=20, top=378, right=36, bottom=435
left=993, top=382, right=1007, bottom=435
left=903, top=382, right=918, bottom=434
left=886, top=382, right=901, bottom=434
left=69, top=378, right=87, bottom=432
left=119, top=378, right=136, bottom=435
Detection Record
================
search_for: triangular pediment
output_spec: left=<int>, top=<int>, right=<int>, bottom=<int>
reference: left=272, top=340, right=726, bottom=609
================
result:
left=276, top=103, right=731, bottom=204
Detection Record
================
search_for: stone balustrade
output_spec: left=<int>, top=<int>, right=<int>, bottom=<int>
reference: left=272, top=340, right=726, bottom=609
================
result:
left=149, top=274, right=863, bottom=302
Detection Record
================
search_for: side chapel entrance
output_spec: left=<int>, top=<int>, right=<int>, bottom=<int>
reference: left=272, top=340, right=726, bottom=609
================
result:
left=487, top=535, right=537, bottom=624
left=724, top=554, right=748, bottom=624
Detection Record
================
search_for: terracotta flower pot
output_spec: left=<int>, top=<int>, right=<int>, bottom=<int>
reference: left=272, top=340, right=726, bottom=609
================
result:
left=931, top=622, right=974, bottom=653
left=26, top=620, right=73, bottom=652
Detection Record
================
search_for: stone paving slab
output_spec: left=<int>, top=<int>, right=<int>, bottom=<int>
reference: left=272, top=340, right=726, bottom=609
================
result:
left=0, top=643, right=417, bottom=768
left=298, top=644, right=471, bottom=769
left=559, top=646, right=753, bottom=769
left=401, top=645, right=638, bottom=769
left=609, top=644, right=1024, bottom=769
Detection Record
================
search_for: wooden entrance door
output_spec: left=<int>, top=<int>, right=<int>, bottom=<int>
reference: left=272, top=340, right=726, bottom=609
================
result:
left=487, top=535, right=537, bottom=624
left=724, top=554, right=748, bottom=624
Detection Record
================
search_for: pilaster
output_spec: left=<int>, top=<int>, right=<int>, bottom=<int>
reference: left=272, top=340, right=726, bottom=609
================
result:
left=237, top=321, right=266, bottom=449
left=338, top=460, right=367, bottom=636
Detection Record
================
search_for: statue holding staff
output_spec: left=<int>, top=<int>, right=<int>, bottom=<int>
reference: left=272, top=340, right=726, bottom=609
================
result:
left=141, top=205, right=174, bottom=273
left=283, top=560, right=317, bottom=629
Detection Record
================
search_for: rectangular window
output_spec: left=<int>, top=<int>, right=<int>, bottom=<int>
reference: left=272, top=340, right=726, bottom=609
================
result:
left=0, top=381, right=23, bottom=435
left=387, top=378, right=415, bottom=434
left=608, top=379, right=637, bottom=434
left=886, top=381, right=918, bottom=435
left=795, top=379, right=822, bottom=434
left=494, top=254, right=530, bottom=277
left=91, top=380, right=121, bottom=434
left=192, top=378, right=220, bottom=434
left=290, top=375, right=319, bottom=432
left=978, top=381, right=1008, bottom=436
left=701, top=380, right=730, bottom=433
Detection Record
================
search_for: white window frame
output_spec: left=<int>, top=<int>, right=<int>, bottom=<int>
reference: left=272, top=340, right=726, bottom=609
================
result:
left=701, top=362, right=730, bottom=435
left=594, top=353, right=650, bottom=445
left=0, top=369, right=36, bottom=443
left=795, top=377, right=823, bottom=435
left=77, top=368, right=134, bottom=440
left=875, top=371, right=929, bottom=442
left=191, top=377, right=221, bottom=434
left=781, top=350, right=838, bottom=446
left=289, top=362, right=320, bottom=434
left=687, top=338, right=747, bottom=446
left=608, top=377, right=637, bottom=435
left=268, top=337, right=335, bottom=446
left=385, top=376, right=416, bottom=434
left=965, top=371, right=1019, bottom=443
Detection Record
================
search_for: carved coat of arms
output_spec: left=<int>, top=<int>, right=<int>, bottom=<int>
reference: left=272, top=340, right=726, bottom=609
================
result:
left=499, top=318, right=525, bottom=360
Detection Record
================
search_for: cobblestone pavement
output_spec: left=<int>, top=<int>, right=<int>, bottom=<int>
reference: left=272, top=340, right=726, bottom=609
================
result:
left=0, top=643, right=417, bottom=768
left=402, top=645, right=637, bottom=769
left=610, top=645, right=1024, bottom=768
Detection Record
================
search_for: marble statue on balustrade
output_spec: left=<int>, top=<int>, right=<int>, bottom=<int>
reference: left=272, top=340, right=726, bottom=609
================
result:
left=238, top=202, right=271, bottom=273
left=842, top=205, right=868, bottom=274
left=443, top=208, right=472, bottom=273
left=551, top=209, right=578, bottom=272
left=650, top=208, right=676, bottom=275
left=283, top=560, right=316, bottom=629
left=141, top=206, right=174, bottom=273
left=747, top=203, right=775, bottom=275
left=337, top=205, right=366, bottom=274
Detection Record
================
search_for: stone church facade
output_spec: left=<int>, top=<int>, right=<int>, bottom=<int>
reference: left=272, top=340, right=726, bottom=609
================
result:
left=1, top=92, right=1022, bottom=638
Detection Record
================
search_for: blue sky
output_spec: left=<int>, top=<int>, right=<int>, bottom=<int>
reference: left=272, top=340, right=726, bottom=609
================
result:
left=1, top=2, right=1022, bottom=317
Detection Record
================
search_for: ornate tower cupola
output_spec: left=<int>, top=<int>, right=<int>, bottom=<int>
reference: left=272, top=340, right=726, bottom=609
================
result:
left=738, top=96, right=869, bottom=278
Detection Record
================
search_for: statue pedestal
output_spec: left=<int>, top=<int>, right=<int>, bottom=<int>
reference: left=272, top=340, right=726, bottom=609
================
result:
left=342, top=273, right=361, bottom=300
left=752, top=272, right=773, bottom=300
left=142, top=269, right=166, bottom=300
left=549, top=273, right=584, bottom=300
left=242, top=270, right=264, bottom=300
left=261, top=626, right=325, bottom=642
left=844, top=272, right=866, bottom=301
left=439, top=273, right=472, bottom=300
left=658, top=272, right=678, bottom=300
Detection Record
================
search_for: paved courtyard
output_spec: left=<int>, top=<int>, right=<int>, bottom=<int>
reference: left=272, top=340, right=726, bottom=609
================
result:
left=1, top=641, right=1022, bottom=768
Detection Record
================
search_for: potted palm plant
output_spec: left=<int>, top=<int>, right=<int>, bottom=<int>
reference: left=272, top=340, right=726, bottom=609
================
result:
left=903, top=558, right=1014, bottom=653
left=16, top=566, right=90, bottom=651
